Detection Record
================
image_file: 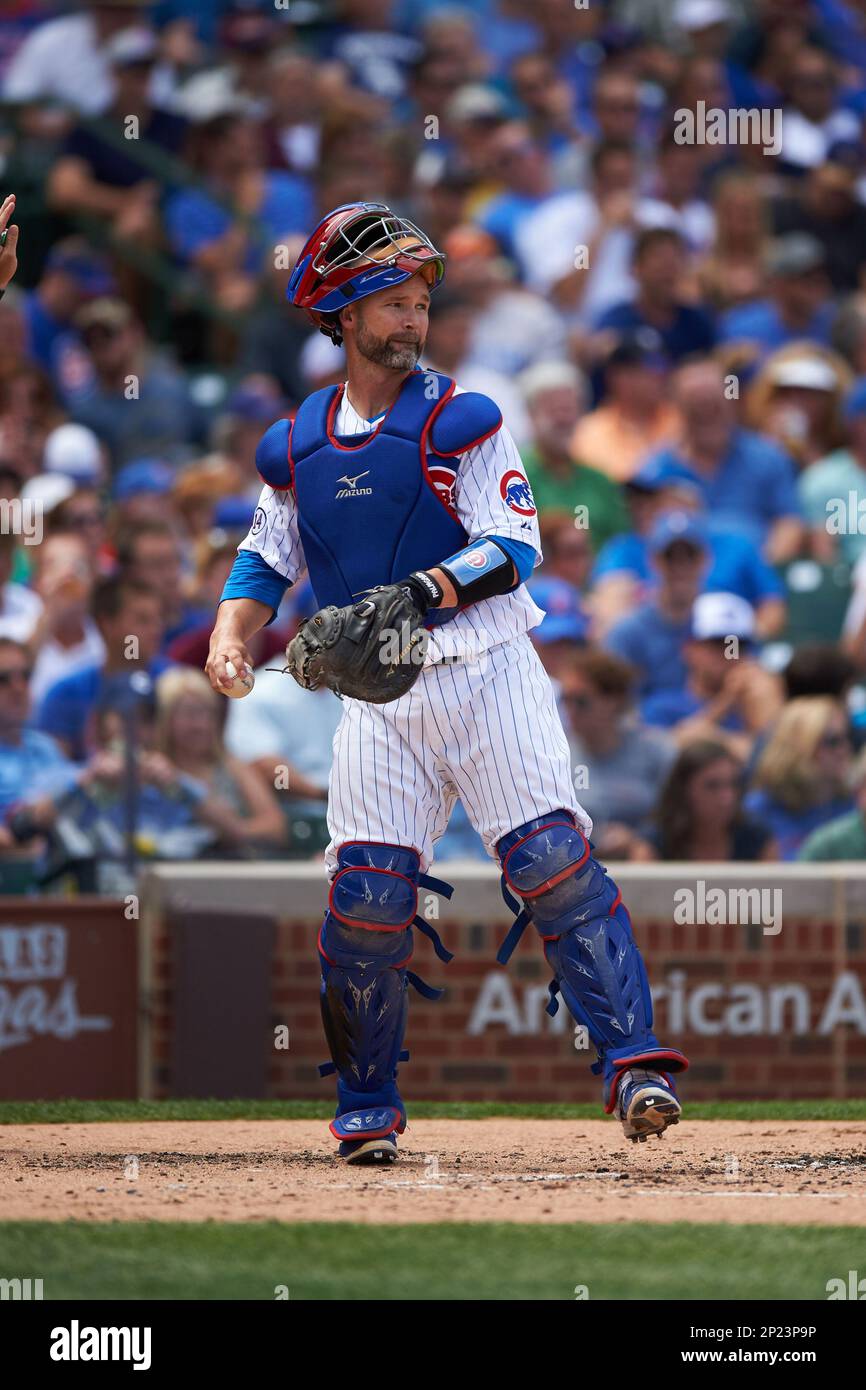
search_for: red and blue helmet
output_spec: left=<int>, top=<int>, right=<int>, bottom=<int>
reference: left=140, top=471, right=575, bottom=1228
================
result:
left=286, top=202, right=446, bottom=344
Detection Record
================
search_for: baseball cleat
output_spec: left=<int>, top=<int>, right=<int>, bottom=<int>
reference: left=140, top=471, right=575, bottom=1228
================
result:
left=330, top=1106, right=403, bottom=1165
left=339, top=1133, right=399, bottom=1165
left=615, top=1068, right=681, bottom=1142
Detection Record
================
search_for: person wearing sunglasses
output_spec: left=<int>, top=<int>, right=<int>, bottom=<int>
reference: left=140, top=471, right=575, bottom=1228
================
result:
left=746, top=695, right=856, bottom=860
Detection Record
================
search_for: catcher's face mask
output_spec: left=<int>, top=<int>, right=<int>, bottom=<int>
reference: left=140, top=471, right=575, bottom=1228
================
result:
left=286, top=202, right=447, bottom=345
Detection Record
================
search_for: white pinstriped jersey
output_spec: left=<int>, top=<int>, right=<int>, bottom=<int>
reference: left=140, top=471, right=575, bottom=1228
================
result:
left=239, top=382, right=546, bottom=666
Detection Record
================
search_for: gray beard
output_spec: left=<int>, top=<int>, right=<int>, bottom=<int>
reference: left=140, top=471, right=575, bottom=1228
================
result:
left=356, top=325, right=421, bottom=372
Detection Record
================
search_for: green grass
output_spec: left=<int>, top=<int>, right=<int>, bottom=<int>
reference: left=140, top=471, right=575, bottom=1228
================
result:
left=0, top=1221, right=861, bottom=1299
left=2, top=1098, right=866, bottom=1125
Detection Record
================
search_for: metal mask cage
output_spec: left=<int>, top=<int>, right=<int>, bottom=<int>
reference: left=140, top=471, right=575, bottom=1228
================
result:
left=311, top=206, right=444, bottom=279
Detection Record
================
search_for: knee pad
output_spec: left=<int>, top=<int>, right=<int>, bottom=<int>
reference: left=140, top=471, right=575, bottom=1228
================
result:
left=319, top=842, right=453, bottom=1132
left=497, top=812, right=687, bottom=1108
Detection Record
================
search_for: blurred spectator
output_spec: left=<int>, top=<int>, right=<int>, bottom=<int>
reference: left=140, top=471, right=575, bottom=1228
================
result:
left=747, top=343, right=850, bottom=469
left=746, top=695, right=856, bottom=859
left=593, top=227, right=716, bottom=364
left=643, top=590, right=784, bottom=756
left=65, top=297, right=202, bottom=466
left=518, top=361, right=629, bottom=551
left=778, top=46, right=860, bottom=175
left=2, top=1, right=162, bottom=116
left=0, top=637, right=76, bottom=841
left=164, top=113, right=313, bottom=314
left=800, top=376, right=866, bottom=563
left=473, top=121, right=552, bottom=262
left=571, top=329, right=678, bottom=484
left=515, top=138, right=639, bottom=325
left=643, top=357, right=805, bottom=560
left=638, top=134, right=716, bottom=255
left=560, top=647, right=675, bottom=858
left=116, top=519, right=200, bottom=646
left=526, top=575, right=589, bottom=684
left=697, top=170, right=769, bottom=313
left=223, top=665, right=342, bottom=852
left=423, top=287, right=529, bottom=445
left=17, top=239, right=113, bottom=392
left=592, top=489, right=787, bottom=637
left=536, top=514, right=595, bottom=596
left=654, top=737, right=778, bottom=862
left=170, top=454, right=245, bottom=540
left=720, top=233, right=835, bottom=352
left=440, top=225, right=567, bottom=379
left=0, top=528, right=43, bottom=642
left=111, top=457, right=175, bottom=528
left=774, top=142, right=866, bottom=294
left=27, top=532, right=105, bottom=703
left=211, top=379, right=287, bottom=495
left=784, top=642, right=858, bottom=701
left=166, top=527, right=289, bottom=671
left=798, top=746, right=866, bottom=860
left=36, top=575, right=168, bottom=761
left=154, top=667, right=284, bottom=853
left=42, top=421, right=105, bottom=489
left=46, top=27, right=186, bottom=251
left=261, top=49, right=323, bottom=178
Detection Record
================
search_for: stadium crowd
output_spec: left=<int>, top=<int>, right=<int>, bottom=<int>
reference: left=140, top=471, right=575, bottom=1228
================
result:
left=3, top=0, right=866, bottom=890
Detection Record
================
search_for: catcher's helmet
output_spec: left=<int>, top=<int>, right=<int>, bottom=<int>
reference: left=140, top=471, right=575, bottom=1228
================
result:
left=286, top=202, right=446, bottom=345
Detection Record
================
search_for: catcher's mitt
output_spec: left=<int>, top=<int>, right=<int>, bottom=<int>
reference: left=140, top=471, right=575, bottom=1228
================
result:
left=285, top=582, right=430, bottom=703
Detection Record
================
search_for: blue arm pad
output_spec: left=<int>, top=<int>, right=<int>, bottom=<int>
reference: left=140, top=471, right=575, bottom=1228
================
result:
left=219, top=549, right=292, bottom=625
left=436, top=535, right=536, bottom=606
left=490, top=535, right=536, bottom=584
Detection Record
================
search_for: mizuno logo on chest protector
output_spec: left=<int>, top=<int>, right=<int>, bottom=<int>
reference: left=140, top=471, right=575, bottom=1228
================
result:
left=336, top=470, right=373, bottom=498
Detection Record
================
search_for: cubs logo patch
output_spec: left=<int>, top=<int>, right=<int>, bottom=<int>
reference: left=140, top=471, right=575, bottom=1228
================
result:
left=500, top=469, right=536, bottom=517
left=428, top=463, right=458, bottom=510
left=464, top=549, right=489, bottom=570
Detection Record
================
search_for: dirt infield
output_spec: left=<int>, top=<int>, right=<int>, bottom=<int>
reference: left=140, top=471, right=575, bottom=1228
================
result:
left=1, top=1119, right=865, bottom=1226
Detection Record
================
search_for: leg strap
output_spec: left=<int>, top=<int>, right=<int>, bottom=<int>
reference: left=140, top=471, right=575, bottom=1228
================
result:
left=497, top=811, right=688, bottom=1107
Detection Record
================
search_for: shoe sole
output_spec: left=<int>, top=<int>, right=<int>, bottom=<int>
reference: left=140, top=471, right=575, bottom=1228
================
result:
left=342, top=1136, right=398, bottom=1166
left=622, top=1090, right=682, bottom=1143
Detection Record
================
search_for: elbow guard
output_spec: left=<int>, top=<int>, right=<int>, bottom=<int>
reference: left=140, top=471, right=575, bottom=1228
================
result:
left=413, top=538, right=517, bottom=608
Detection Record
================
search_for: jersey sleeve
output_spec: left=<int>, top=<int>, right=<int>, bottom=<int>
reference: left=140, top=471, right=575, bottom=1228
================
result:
left=237, top=482, right=305, bottom=582
left=452, top=422, right=542, bottom=566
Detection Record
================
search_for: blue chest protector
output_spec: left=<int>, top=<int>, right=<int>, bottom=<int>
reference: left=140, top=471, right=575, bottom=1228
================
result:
left=282, top=369, right=500, bottom=628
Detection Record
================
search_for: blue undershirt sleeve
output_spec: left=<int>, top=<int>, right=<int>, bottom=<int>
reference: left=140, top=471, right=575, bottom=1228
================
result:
left=219, top=549, right=292, bottom=625
left=489, top=535, right=536, bottom=585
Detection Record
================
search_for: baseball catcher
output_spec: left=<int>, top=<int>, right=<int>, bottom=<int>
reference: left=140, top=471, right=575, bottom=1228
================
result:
left=207, top=202, right=688, bottom=1164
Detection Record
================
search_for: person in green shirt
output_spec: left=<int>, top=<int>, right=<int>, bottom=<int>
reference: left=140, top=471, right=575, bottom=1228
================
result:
left=799, top=747, right=866, bottom=860
left=518, top=360, right=630, bottom=553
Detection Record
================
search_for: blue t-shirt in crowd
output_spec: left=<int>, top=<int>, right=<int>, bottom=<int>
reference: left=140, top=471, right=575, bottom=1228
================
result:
left=639, top=687, right=746, bottom=732
left=165, top=173, right=314, bottom=274
left=641, top=431, right=801, bottom=550
left=719, top=300, right=835, bottom=352
left=593, top=524, right=785, bottom=606
left=603, top=601, right=691, bottom=699
left=36, top=661, right=172, bottom=763
left=593, top=300, right=717, bottom=363
left=744, top=789, right=855, bottom=861
left=0, top=730, right=78, bottom=817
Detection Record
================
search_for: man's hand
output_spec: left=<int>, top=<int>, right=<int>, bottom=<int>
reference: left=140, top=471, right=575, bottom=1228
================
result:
left=0, top=194, right=19, bottom=290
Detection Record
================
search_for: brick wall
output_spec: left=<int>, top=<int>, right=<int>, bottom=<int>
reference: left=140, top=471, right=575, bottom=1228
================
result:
left=142, top=864, right=866, bottom=1103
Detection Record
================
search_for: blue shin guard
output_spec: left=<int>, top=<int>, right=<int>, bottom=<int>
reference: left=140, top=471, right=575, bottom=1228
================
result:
left=318, top=843, right=453, bottom=1142
left=496, top=812, right=688, bottom=1110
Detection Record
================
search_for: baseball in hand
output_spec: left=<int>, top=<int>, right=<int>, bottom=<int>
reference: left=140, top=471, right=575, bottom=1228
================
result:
left=222, top=659, right=255, bottom=698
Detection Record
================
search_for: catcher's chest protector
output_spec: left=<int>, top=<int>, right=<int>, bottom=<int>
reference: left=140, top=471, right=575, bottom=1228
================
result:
left=289, top=369, right=470, bottom=628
